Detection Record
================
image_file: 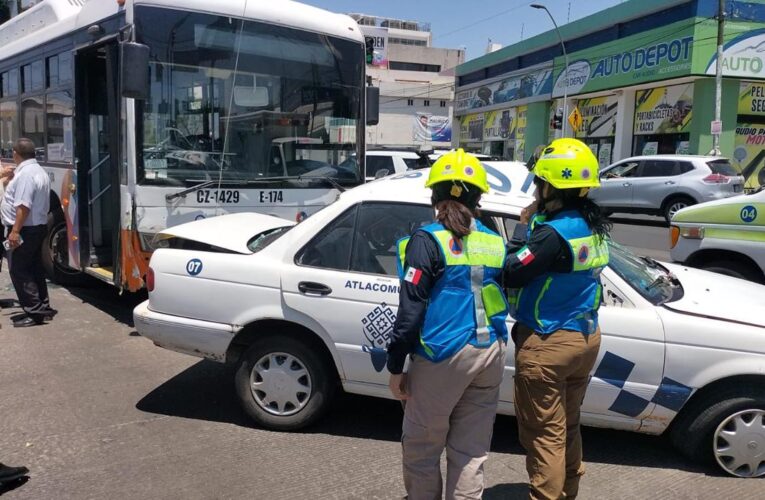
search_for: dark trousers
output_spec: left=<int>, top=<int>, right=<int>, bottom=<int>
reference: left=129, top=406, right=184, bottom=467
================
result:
left=7, top=225, right=51, bottom=320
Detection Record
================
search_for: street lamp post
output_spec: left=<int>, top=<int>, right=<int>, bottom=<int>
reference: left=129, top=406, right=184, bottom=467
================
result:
left=531, top=4, right=569, bottom=137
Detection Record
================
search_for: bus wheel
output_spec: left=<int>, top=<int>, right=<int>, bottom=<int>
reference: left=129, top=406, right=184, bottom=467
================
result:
left=42, top=213, right=87, bottom=286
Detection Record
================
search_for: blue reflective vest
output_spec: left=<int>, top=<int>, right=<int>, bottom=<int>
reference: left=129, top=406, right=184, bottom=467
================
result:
left=397, top=221, right=509, bottom=363
left=512, top=210, right=610, bottom=335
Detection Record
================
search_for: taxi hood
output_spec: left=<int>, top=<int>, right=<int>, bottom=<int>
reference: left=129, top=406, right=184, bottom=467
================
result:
left=662, top=262, right=765, bottom=328
left=157, top=212, right=295, bottom=254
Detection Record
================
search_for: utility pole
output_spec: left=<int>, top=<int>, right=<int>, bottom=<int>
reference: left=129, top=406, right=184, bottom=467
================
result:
left=713, top=0, right=724, bottom=155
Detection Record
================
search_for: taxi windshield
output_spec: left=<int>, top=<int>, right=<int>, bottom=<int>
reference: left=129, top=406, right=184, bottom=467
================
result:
left=607, top=242, right=682, bottom=305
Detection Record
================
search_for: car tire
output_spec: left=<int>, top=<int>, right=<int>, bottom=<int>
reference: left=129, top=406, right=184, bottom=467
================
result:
left=41, top=213, right=88, bottom=286
left=235, top=335, right=336, bottom=431
left=663, top=196, right=695, bottom=223
left=701, top=260, right=765, bottom=283
left=669, top=383, right=765, bottom=477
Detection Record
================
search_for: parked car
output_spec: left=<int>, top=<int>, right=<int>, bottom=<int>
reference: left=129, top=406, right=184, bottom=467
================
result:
left=135, top=169, right=765, bottom=478
left=365, top=147, right=431, bottom=181
left=590, top=156, right=744, bottom=222
left=670, top=187, right=765, bottom=283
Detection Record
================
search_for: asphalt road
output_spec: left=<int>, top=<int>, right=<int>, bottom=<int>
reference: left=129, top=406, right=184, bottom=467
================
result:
left=0, top=220, right=761, bottom=499
left=609, top=215, right=671, bottom=261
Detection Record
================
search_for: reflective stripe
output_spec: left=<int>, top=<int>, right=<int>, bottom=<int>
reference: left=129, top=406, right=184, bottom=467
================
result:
left=430, top=230, right=505, bottom=267
left=703, top=227, right=765, bottom=242
left=534, top=276, right=554, bottom=328
left=419, top=336, right=435, bottom=357
left=471, top=264, right=489, bottom=343
left=672, top=202, right=764, bottom=225
left=569, top=235, right=610, bottom=272
left=396, top=237, right=410, bottom=279
left=593, top=284, right=602, bottom=309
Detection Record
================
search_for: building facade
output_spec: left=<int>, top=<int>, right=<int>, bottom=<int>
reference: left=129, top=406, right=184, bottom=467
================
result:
left=454, top=0, right=765, bottom=191
left=351, top=14, right=464, bottom=148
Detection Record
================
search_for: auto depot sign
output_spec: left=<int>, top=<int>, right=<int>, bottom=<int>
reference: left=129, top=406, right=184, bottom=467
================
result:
left=553, top=20, right=696, bottom=97
left=705, top=29, right=765, bottom=78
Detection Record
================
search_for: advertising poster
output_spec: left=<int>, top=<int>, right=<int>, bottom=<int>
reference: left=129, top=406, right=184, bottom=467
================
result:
left=634, top=84, right=694, bottom=135
left=598, top=143, right=612, bottom=169
left=363, top=27, right=388, bottom=69
left=484, top=109, right=516, bottom=142
left=575, top=95, right=618, bottom=138
left=515, top=105, right=527, bottom=162
left=642, top=142, right=659, bottom=155
left=413, top=113, right=452, bottom=143
left=456, top=68, right=552, bottom=112
left=458, top=113, right=484, bottom=145
left=738, top=81, right=765, bottom=116
left=733, top=123, right=765, bottom=191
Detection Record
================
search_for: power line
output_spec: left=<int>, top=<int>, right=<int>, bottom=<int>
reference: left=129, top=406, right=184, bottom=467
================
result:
left=433, top=0, right=535, bottom=42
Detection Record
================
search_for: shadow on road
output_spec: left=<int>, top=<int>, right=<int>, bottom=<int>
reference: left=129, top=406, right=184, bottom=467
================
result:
left=137, top=360, right=718, bottom=476
left=63, top=278, right=146, bottom=327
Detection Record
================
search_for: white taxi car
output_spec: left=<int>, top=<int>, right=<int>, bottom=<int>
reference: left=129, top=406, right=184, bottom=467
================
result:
left=134, top=168, right=765, bottom=478
left=670, top=188, right=765, bottom=283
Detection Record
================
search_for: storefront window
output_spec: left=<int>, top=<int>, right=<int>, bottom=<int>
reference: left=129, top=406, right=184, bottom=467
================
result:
left=734, top=82, right=765, bottom=192
left=576, top=95, right=616, bottom=167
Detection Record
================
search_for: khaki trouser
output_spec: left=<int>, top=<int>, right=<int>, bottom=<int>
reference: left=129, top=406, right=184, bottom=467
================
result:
left=513, top=323, right=601, bottom=500
left=402, top=340, right=507, bottom=500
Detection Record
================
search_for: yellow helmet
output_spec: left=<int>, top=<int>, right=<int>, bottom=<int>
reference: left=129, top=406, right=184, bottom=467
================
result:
left=426, top=149, right=489, bottom=193
left=533, top=138, right=600, bottom=190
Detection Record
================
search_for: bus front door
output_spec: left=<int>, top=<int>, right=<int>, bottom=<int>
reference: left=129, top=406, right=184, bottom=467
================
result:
left=75, top=42, right=122, bottom=284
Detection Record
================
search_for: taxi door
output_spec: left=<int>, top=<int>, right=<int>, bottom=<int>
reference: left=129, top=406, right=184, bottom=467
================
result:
left=280, top=201, right=434, bottom=391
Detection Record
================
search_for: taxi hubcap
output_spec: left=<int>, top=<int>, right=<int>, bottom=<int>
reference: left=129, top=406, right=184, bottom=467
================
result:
left=250, top=352, right=312, bottom=416
left=714, top=409, right=765, bottom=477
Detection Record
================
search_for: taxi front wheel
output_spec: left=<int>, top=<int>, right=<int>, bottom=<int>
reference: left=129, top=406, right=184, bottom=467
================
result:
left=235, top=335, right=336, bottom=431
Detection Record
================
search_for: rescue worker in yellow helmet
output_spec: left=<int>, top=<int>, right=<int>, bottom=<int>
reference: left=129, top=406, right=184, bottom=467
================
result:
left=387, top=149, right=509, bottom=500
left=504, top=138, right=611, bottom=500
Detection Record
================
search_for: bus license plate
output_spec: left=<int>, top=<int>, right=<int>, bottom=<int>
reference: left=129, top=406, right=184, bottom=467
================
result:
left=196, top=190, right=240, bottom=204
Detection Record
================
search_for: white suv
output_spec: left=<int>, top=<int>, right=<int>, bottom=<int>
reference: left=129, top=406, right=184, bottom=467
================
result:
left=590, top=156, right=744, bottom=222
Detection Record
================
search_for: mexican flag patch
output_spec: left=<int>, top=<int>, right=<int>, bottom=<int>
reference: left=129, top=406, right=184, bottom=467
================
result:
left=517, top=246, right=535, bottom=266
left=404, top=267, right=423, bottom=285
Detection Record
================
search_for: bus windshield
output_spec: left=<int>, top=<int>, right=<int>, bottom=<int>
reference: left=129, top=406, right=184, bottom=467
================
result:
left=135, top=7, right=363, bottom=188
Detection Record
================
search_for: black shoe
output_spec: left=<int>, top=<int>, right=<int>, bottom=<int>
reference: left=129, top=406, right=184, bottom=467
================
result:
left=0, top=463, right=29, bottom=484
left=12, top=316, right=44, bottom=328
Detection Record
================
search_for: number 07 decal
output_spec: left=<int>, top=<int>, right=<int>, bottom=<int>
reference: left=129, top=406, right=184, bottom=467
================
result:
left=186, top=258, right=203, bottom=276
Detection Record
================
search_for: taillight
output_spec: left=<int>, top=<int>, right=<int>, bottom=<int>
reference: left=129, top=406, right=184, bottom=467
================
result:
left=702, top=173, right=730, bottom=184
left=670, top=226, right=680, bottom=249
left=147, top=267, right=155, bottom=292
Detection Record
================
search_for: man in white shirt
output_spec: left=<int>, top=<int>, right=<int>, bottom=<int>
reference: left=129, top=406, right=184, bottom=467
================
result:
left=1, top=138, right=56, bottom=327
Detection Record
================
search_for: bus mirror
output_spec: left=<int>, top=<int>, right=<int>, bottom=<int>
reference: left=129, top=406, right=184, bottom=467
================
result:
left=366, top=86, right=379, bottom=126
left=120, top=42, right=150, bottom=100
left=233, top=86, right=269, bottom=107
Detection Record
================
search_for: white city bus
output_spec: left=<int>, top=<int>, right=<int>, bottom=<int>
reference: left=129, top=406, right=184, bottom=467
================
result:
left=0, top=0, right=374, bottom=291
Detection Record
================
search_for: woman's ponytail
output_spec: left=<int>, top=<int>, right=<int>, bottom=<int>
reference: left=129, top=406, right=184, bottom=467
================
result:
left=435, top=200, right=474, bottom=239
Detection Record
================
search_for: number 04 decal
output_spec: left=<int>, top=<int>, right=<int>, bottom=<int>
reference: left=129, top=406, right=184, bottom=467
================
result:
left=186, top=258, right=203, bottom=276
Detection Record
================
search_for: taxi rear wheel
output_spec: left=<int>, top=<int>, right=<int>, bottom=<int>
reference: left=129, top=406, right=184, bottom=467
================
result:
left=670, top=384, right=765, bottom=477
left=235, top=335, right=336, bottom=431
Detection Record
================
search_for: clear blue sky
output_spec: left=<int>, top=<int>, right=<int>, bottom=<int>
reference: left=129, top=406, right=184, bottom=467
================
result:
left=307, top=0, right=626, bottom=62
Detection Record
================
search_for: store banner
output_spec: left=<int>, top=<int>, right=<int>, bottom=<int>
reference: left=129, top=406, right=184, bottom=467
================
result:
left=413, top=113, right=452, bottom=143
left=552, top=20, right=696, bottom=97
left=362, top=27, right=388, bottom=69
left=456, top=68, right=552, bottom=112
left=483, top=109, right=516, bottom=141
left=575, top=95, right=618, bottom=138
left=634, top=84, right=693, bottom=135
left=738, top=81, right=765, bottom=116
left=705, top=28, right=765, bottom=79
left=734, top=124, right=765, bottom=191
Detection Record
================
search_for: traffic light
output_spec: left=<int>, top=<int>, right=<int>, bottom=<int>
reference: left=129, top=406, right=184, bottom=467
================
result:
left=365, top=37, right=375, bottom=65
left=551, top=108, right=563, bottom=130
